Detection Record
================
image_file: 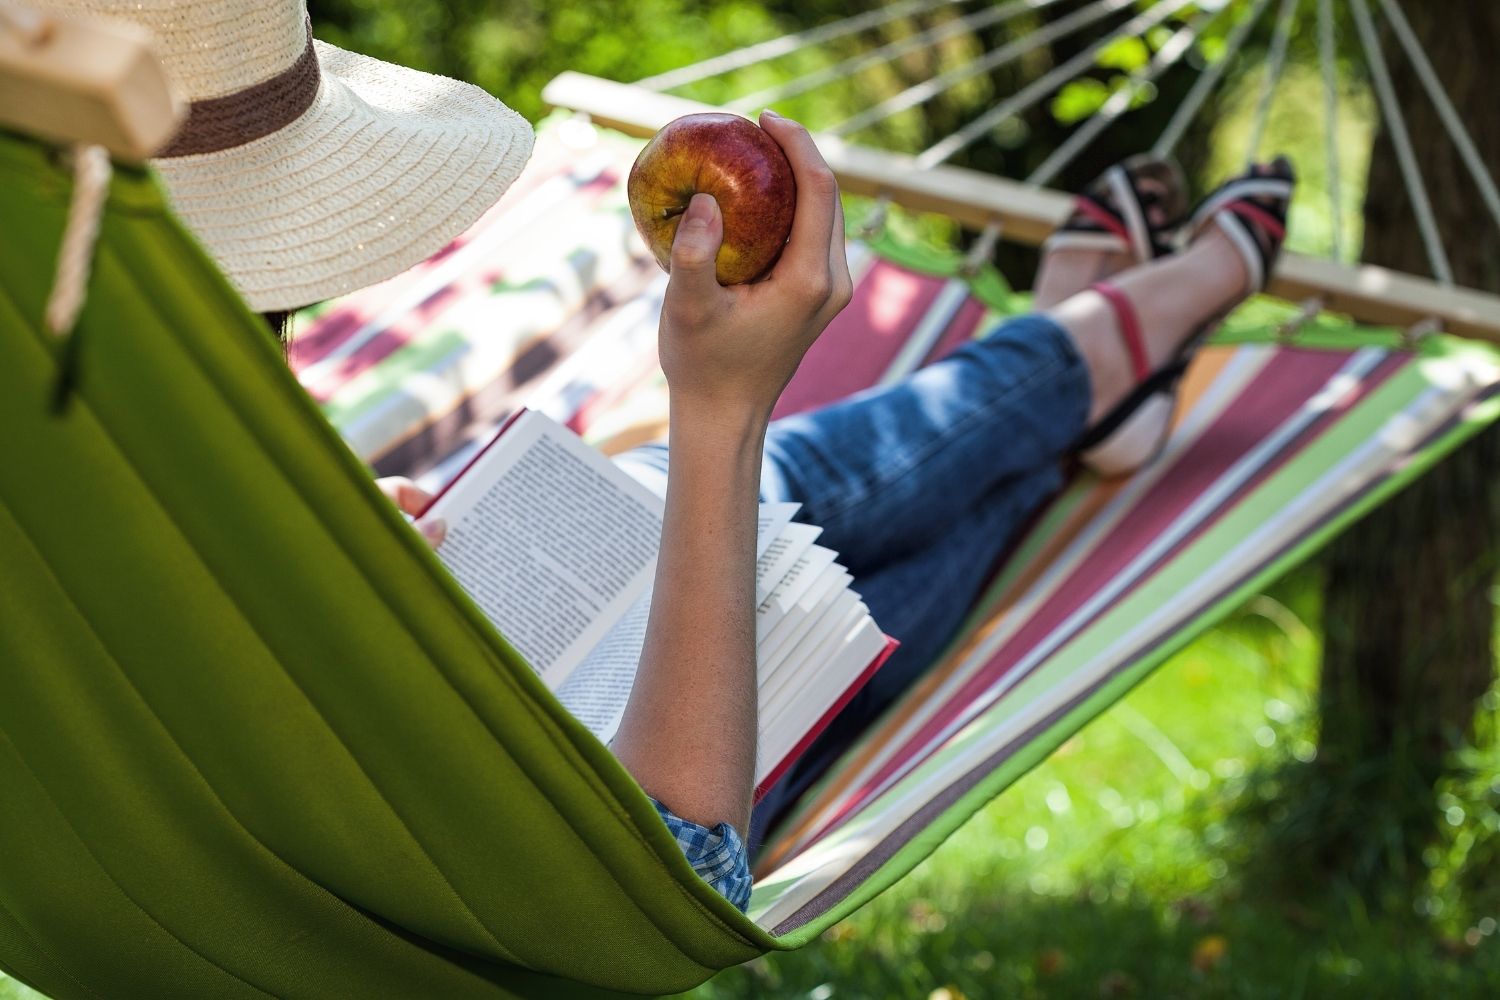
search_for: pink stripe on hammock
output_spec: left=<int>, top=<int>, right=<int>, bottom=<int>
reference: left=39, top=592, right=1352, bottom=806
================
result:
left=798, top=347, right=1414, bottom=834
left=295, top=170, right=626, bottom=401
left=290, top=145, right=577, bottom=368
left=773, top=259, right=949, bottom=419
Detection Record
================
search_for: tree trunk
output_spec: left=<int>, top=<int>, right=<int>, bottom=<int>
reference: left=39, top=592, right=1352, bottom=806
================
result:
left=1317, top=0, right=1500, bottom=878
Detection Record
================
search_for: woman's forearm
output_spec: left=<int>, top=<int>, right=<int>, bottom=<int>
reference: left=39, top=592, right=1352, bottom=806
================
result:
left=611, top=113, right=850, bottom=834
left=610, top=400, right=769, bottom=832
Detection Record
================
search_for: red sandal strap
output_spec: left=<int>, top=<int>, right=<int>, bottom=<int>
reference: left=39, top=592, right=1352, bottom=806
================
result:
left=1224, top=199, right=1287, bottom=242
left=1090, top=281, right=1151, bottom=383
left=1071, top=195, right=1132, bottom=243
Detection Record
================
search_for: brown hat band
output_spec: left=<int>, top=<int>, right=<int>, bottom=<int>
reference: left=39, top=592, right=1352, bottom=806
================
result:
left=156, top=26, right=320, bottom=158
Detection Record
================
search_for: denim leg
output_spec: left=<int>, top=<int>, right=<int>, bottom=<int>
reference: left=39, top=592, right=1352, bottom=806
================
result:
left=748, top=463, right=1064, bottom=849
left=759, top=313, right=1090, bottom=574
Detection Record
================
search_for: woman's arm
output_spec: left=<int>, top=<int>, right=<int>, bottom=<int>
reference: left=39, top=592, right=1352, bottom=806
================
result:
left=609, top=112, right=851, bottom=833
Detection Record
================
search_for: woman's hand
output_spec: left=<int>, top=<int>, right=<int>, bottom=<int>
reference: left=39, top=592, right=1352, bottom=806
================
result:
left=375, top=476, right=447, bottom=547
left=657, top=111, right=852, bottom=422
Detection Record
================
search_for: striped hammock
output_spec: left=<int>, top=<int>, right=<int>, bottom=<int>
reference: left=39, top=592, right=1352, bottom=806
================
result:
left=295, top=118, right=1500, bottom=935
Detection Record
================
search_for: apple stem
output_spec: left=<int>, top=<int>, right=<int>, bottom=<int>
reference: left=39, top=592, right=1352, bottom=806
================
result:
left=661, top=205, right=688, bottom=221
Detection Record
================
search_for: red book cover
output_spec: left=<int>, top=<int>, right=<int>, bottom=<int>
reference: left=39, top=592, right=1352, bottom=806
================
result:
left=754, top=636, right=899, bottom=803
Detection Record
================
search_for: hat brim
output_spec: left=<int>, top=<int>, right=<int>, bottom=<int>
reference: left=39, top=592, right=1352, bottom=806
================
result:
left=152, top=41, right=535, bottom=312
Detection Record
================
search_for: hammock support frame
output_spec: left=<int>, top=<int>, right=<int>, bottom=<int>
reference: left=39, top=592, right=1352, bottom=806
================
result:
left=542, top=72, right=1500, bottom=345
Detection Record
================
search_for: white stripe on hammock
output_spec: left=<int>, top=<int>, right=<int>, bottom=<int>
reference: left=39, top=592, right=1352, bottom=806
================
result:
left=768, top=344, right=1276, bottom=862
left=758, top=365, right=1484, bottom=928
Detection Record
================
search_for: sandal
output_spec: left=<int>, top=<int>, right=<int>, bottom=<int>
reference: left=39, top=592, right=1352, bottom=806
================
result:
left=1073, top=282, right=1189, bottom=477
left=1043, top=155, right=1189, bottom=266
left=1075, top=158, right=1297, bottom=478
left=1185, top=156, right=1297, bottom=296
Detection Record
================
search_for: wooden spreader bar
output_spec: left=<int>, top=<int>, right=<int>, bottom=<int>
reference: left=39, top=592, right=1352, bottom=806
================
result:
left=544, top=72, right=1500, bottom=344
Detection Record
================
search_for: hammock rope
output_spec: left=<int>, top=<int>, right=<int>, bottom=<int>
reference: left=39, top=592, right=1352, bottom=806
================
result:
left=1244, top=0, right=1300, bottom=165
left=636, top=0, right=961, bottom=91
left=828, top=0, right=1133, bottom=138
left=1151, top=0, right=1274, bottom=160
left=729, top=0, right=1069, bottom=114
left=1318, top=0, right=1345, bottom=261
left=1029, top=7, right=1220, bottom=188
left=1376, top=0, right=1500, bottom=241
left=1349, top=0, right=1453, bottom=286
left=914, top=0, right=1196, bottom=170
left=635, top=0, right=1500, bottom=280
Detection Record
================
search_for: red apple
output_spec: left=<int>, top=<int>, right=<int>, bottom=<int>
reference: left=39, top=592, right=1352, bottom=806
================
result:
left=627, top=113, right=797, bottom=285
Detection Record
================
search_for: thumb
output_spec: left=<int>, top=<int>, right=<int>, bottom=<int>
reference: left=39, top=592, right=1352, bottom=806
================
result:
left=668, top=193, right=723, bottom=293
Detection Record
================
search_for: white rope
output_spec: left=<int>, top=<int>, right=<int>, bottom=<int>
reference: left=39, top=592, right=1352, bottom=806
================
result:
left=1244, top=0, right=1299, bottom=163
left=1318, top=0, right=1345, bottom=261
left=916, top=0, right=1196, bottom=170
left=46, top=145, right=111, bottom=338
left=1376, top=0, right=1500, bottom=243
left=961, top=218, right=1005, bottom=275
left=828, top=0, right=1135, bottom=138
left=730, top=0, right=1068, bottom=114
left=1152, top=0, right=1275, bottom=159
left=1276, top=297, right=1326, bottom=342
left=1029, top=7, right=1221, bottom=188
left=1350, top=0, right=1454, bottom=286
left=636, top=0, right=962, bottom=91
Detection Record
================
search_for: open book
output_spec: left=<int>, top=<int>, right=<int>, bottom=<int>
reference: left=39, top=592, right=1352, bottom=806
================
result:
left=424, top=409, right=895, bottom=797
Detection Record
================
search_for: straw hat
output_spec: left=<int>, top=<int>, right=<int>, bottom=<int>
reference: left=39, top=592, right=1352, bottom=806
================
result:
left=29, top=0, right=535, bottom=311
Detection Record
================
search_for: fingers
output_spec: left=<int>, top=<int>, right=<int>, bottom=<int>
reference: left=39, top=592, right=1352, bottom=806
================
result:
left=759, top=110, right=837, bottom=285
left=417, top=516, right=448, bottom=548
left=826, top=187, right=852, bottom=317
left=667, top=193, right=725, bottom=304
left=376, top=476, right=434, bottom=517
left=375, top=476, right=446, bottom=547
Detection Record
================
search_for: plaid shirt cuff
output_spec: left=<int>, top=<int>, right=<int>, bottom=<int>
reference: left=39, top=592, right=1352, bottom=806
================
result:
left=650, top=797, right=752, bottom=912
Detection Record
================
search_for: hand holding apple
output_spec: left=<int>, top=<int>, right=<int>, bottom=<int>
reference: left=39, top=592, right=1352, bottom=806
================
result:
left=628, top=112, right=797, bottom=285
left=653, top=110, right=852, bottom=420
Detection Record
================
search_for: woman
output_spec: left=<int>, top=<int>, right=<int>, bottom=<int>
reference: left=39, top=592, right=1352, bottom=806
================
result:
left=47, top=0, right=1293, bottom=912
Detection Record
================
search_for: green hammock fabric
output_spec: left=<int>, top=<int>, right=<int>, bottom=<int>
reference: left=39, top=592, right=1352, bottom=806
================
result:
left=0, top=133, right=777, bottom=997
left=8, top=118, right=1500, bottom=999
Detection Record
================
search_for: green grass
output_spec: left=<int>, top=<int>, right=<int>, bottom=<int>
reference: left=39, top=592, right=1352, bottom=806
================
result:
left=687, top=572, right=1500, bottom=999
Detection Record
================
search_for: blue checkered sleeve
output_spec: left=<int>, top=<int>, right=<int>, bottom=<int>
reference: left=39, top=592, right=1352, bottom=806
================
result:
left=649, top=797, right=752, bottom=911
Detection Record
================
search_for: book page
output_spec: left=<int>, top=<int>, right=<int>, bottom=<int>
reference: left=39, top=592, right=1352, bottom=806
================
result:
left=763, top=596, right=864, bottom=722
left=758, top=617, right=888, bottom=783
left=755, top=503, right=801, bottom=560
left=758, top=566, right=851, bottom=676
left=427, top=411, right=664, bottom=686
left=757, top=545, right=838, bottom=641
left=754, top=521, right=822, bottom=604
left=554, top=591, right=651, bottom=738
left=554, top=506, right=805, bottom=742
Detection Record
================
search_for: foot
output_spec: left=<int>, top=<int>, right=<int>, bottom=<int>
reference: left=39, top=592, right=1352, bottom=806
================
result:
left=1053, top=157, right=1296, bottom=476
left=1184, top=156, right=1296, bottom=300
left=1127, top=156, right=1298, bottom=372
left=1034, top=156, right=1188, bottom=310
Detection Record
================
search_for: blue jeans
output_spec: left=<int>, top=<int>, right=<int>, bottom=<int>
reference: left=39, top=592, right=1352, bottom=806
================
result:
left=628, top=314, right=1091, bottom=847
